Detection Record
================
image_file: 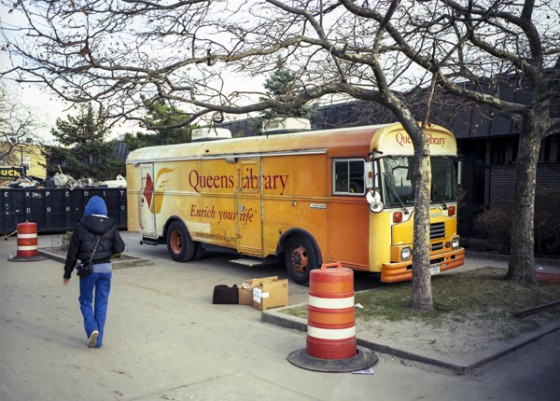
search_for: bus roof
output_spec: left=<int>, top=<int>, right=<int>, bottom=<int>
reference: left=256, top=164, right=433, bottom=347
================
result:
left=126, top=123, right=457, bottom=164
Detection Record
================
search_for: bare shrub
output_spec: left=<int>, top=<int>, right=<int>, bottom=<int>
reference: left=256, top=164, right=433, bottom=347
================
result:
left=473, top=189, right=560, bottom=257
left=60, top=231, right=72, bottom=250
left=473, top=208, right=512, bottom=253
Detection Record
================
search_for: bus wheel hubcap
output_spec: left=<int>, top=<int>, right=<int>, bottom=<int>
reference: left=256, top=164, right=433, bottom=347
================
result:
left=171, top=232, right=182, bottom=253
left=291, top=245, right=308, bottom=273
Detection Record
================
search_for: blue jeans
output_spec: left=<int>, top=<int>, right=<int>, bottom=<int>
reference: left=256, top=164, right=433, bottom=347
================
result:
left=79, top=272, right=112, bottom=348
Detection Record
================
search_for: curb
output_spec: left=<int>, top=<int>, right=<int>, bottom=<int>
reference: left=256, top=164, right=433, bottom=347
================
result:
left=262, top=304, right=560, bottom=375
left=465, top=250, right=560, bottom=269
left=38, top=248, right=153, bottom=269
left=8, top=255, right=48, bottom=262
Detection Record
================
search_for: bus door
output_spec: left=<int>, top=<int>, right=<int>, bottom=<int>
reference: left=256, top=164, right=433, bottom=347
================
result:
left=139, top=163, right=157, bottom=237
left=236, top=159, right=263, bottom=256
left=327, top=158, right=370, bottom=268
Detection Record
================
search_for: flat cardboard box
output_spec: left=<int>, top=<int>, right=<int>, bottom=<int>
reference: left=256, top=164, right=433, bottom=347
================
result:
left=250, top=276, right=289, bottom=311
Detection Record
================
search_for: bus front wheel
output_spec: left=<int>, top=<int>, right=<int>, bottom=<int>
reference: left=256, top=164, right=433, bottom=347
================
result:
left=166, top=221, right=196, bottom=262
left=285, top=234, right=318, bottom=285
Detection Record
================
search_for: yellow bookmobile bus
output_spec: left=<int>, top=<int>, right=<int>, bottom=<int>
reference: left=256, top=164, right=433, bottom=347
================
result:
left=126, top=122, right=464, bottom=285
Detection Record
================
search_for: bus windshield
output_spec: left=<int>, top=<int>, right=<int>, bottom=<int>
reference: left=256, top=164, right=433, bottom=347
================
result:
left=380, top=156, right=457, bottom=207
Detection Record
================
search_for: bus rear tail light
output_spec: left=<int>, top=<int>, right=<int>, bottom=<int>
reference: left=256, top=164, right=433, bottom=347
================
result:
left=447, top=205, right=456, bottom=216
left=393, top=211, right=403, bottom=223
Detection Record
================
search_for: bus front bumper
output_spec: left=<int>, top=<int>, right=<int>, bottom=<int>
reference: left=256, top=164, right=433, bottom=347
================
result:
left=381, top=248, right=465, bottom=283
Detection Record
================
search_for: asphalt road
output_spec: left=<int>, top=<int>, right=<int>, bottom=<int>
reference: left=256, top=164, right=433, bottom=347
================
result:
left=1, top=231, right=559, bottom=401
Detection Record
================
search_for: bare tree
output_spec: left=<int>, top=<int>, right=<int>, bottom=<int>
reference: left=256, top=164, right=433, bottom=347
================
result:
left=0, top=84, right=42, bottom=165
left=1, top=0, right=503, bottom=309
left=373, top=0, right=560, bottom=284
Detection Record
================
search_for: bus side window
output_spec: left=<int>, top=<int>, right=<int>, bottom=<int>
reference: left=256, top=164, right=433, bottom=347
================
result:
left=334, top=160, right=349, bottom=193
left=333, top=159, right=365, bottom=195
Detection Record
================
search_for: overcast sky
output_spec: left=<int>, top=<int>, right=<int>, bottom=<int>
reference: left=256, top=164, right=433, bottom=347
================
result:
left=0, top=53, right=265, bottom=146
left=0, top=74, right=148, bottom=145
left=0, top=0, right=283, bottom=146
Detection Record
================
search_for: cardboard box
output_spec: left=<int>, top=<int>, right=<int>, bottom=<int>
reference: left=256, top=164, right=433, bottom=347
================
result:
left=238, top=286, right=253, bottom=306
left=250, top=276, right=289, bottom=311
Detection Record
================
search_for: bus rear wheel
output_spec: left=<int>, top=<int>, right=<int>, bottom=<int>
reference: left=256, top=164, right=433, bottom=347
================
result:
left=166, top=221, right=196, bottom=262
left=285, top=234, right=318, bottom=285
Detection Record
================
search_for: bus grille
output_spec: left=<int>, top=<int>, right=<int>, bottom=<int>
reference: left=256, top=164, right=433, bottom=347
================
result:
left=430, top=222, right=446, bottom=239
left=431, top=242, right=444, bottom=251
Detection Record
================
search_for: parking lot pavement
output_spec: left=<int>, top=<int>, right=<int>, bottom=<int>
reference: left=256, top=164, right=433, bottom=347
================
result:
left=1, top=232, right=559, bottom=401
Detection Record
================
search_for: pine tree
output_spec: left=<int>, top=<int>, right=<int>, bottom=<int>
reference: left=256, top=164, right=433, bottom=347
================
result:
left=47, top=104, right=124, bottom=180
left=124, top=97, right=193, bottom=151
left=260, top=63, right=315, bottom=120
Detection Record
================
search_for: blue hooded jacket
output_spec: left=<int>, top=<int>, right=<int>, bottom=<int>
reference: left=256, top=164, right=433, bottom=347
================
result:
left=63, top=196, right=124, bottom=278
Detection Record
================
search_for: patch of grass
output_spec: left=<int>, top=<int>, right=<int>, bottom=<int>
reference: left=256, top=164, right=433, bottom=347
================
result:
left=284, top=268, right=560, bottom=332
left=285, top=307, right=308, bottom=320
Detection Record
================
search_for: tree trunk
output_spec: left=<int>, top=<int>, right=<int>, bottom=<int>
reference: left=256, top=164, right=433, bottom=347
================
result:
left=505, top=114, right=543, bottom=285
left=411, top=132, right=434, bottom=311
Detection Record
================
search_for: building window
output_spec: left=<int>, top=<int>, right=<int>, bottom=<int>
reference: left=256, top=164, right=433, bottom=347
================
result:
left=539, top=134, right=559, bottom=163
left=491, top=138, right=517, bottom=165
left=23, top=156, right=31, bottom=170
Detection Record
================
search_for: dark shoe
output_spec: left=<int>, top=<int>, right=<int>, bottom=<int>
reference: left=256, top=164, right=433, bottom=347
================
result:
left=87, top=330, right=99, bottom=348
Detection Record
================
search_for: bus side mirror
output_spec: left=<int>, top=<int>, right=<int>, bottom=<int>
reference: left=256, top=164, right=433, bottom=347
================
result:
left=367, top=190, right=383, bottom=213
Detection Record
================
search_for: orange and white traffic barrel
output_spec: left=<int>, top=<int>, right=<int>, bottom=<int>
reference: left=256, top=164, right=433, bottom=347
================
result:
left=17, top=221, right=39, bottom=258
left=287, top=262, right=377, bottom=373
left=307, top=262, right=356, bottom=359
left=9, top=221, right=46, bottom=262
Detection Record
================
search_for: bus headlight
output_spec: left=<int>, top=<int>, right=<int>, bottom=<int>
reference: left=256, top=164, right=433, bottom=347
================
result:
left=401, top=247, right=411, bottom=261
left=452, top=237, right=460, bottom=249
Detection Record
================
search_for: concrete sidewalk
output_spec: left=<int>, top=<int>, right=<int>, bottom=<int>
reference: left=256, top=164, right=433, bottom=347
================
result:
left=263, top=303, right=560, bottom=375
left=263, top=251, right=560, bottom=374
left=1, top=233, right=559, bottom=401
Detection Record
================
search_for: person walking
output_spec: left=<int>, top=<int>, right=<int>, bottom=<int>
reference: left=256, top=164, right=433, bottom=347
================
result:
left=63, top=196, right=125, bottom=348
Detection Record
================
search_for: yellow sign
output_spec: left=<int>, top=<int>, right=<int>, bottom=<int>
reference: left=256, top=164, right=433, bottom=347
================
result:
left=0, top=166, right=24, bottom=179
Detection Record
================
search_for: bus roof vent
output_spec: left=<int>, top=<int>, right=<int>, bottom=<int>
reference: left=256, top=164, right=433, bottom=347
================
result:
left=192, top=127, right=232, bottom=142
left=262, top=118, right=311, bottom=134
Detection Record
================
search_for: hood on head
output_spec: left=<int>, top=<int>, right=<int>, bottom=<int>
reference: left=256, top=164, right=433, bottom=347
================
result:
left=85, top=196, right=107, bottom=216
